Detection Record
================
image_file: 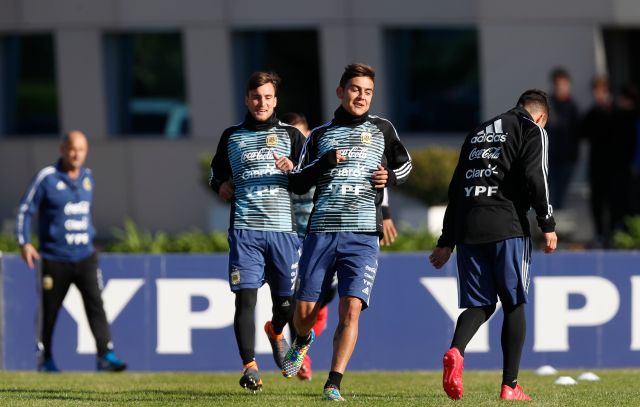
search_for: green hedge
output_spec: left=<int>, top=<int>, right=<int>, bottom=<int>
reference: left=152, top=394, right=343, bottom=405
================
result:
left=613, top=217, right=640, bottom=249
left=0, top=233, right=20, bottom=253
left=0, top=221, right=436, bottom=253
left=106, top=220, right=229, bottom=253
left=398, top=147, right=459, bottom=206
left=380, top=228, right=438, bottom=252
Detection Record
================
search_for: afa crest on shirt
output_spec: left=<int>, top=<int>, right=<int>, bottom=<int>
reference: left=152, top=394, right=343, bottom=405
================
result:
left=360, top=132, right=372, bottom=144
left=266, top=134, right=278, bottom=147
left=83, top=177, right=92, bottom=191
left=42, top=275, right=54, bottom=290
left=230, top=268, right=241, bottom=285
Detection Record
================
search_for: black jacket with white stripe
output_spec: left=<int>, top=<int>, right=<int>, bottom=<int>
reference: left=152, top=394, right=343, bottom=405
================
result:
left=437, top=106, right=556, bottom=249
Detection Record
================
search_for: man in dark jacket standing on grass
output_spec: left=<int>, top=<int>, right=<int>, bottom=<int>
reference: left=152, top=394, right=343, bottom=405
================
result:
left=430, top=89, right=557, bottom=401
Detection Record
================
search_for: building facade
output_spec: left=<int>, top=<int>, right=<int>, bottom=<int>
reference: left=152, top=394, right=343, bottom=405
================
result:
left=0, top=0, right=637, bottom=236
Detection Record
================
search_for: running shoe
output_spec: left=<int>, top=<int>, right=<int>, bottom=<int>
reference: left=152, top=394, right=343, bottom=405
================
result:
left=281, top=329, right=315, bottom=378
left=500, top=383, right=532, bottom=401
left=97, top=351, right=127, bottom=372
left=442, top=347, right=464, bottom=400
left=38, top=357, right=61, bottom=373
left=264, top=320, right=288, bottom=369
left=239, top=361, right=262, bottom=393
left=322, top=385, right=345, bottom=401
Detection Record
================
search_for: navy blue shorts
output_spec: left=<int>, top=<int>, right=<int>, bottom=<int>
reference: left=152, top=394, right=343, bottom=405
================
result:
left=227, top=229, right=299, bottom=296
left=456, top=237, right=531, bottom=308
left=296, top=232, right=379, bottom=309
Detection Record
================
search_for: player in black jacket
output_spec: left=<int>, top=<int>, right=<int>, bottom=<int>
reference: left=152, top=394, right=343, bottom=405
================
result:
left=430, top=89, right=557, bottom=401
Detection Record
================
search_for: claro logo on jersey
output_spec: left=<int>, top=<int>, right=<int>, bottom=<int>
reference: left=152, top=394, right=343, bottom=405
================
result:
left=466, top=165, right=498, bottom=179
left=241, top=168, right=280, bottom=180
left=330, top=163, right=366, bottom=177
left=242, top=148, right=274, bottom=163
left=64, top=216, right=89, bottom=231
left=471, top=119, right=508, bottom=144
left=469, top=147, right=502, bottom=160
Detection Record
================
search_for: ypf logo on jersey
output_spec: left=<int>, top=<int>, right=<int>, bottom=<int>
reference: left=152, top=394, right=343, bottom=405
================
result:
left=266, top=134, right=278, bottom=147
left=360, top=131, right=372, bottom=145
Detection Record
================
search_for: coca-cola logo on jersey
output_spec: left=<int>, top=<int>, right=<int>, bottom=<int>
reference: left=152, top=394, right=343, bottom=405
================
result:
left=338, top=146, right=369, bottom=159
left=242, top=148, right=273, bottom=162
left=468, top=147, right=502, bottom=160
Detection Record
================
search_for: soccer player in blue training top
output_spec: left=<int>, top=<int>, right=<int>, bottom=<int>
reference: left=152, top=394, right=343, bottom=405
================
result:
left=16, top=130, right=127, bottom=373
left=284, top=108, right=399, bottom=383
left=281, top=63, right=412, bottom=401
left=209, top=72, right=306, bottom=393
left=429, top=89, right=558, bottom=401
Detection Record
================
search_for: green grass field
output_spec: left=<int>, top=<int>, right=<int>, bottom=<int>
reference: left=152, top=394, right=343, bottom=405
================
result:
left=0, top=369, right=637, bottom=406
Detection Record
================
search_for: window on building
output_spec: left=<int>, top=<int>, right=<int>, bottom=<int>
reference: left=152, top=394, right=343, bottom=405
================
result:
left=232, top=30, right=323, bottom=128
left=104, top=32, right=189, bottom=138
left=385, top=28, right=480, bottom=133
left=0, top=34, right=60, bottom=136
left=603, top=29, right=640, bottom=98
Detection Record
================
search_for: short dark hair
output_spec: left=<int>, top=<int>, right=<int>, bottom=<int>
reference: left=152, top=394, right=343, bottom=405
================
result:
left=246, top=71, right=280, bottom=95
left=550, top=67, right=570, bottom=83
left=517, top=89, right=549, bottom=115
left=281, top=112, right=308, bottom=128
left=339, top=63, right=375, bottom=88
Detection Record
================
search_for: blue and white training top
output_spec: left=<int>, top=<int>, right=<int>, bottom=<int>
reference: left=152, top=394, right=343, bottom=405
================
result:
left=290, top=106, right=412, bottom=236
left=209, top=113, right=306, bottom=232
left=16, top=160, right=96, bottom=262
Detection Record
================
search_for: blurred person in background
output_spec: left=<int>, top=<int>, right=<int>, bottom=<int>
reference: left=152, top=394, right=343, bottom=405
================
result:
left=430, top=90, right=557, bottom=401
left=209, top=72, right=306, bottom=392
left=547, top=67, right=580, bottom=210
left=15, top=130, right=127, bottom=373
left=581, top=77, right=616, bottom=247
left=611, top=84, right=640, bottom=229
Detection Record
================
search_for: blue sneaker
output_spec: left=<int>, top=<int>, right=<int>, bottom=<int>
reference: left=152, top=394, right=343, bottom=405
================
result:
left=323, top=385, right=345, bottom=401
left=38, top=357, right=61, bottom=373
left=97, top=351, right=127, bottom=372
left=282, top=329, right=315, bottom=378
